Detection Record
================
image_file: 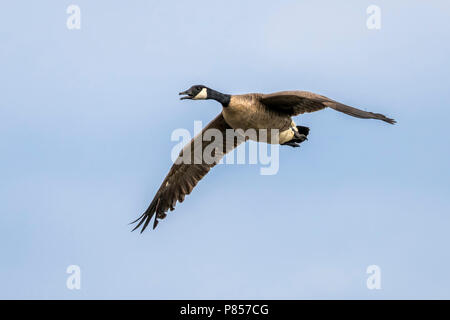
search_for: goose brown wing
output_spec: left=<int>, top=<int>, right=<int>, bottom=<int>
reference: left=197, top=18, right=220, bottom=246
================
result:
left=132, top=113, right=243, bottom=232
left=260, top=91, right=395, bottom=124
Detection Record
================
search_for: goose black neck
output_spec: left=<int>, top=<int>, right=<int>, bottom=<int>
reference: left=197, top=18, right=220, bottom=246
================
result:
left=208, top=89, right=231, bottom=106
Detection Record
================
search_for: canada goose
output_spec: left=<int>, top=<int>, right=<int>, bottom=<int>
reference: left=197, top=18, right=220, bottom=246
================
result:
left=132, top=85, right=395, bottom=232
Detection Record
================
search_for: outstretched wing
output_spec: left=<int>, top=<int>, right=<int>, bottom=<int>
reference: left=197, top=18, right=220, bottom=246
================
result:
left=132, top=113, right=243, bottom=232
left=260, top=91, right=396, bottom=124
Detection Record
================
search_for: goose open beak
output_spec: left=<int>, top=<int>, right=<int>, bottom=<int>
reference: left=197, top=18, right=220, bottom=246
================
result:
left=179, top=90, right=193, bottom=100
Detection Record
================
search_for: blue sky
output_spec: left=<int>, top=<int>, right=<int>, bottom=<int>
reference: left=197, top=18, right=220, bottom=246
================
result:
left=1, top=0, right=450, bottom=299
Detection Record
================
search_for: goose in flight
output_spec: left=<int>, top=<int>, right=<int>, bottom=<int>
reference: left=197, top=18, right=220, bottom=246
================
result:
left=132, top=85, right=395, bottom=232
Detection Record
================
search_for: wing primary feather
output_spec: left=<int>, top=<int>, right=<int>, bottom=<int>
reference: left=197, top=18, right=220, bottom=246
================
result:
left=140, top=198, right=160, bottom=233
left=131, top=214, right=147, bottom=232
left=141, top=215, right=151, bottom=233
left=153, top=218, right=159, bottom=229
left=325, top=102, right=396, bottom=124
left=131, top=197, right=157, bottom=232
left=129, top=213, right=145, bottom=225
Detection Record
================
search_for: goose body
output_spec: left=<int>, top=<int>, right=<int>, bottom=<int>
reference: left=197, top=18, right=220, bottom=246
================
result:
left=223, top=94, right=295, bottom=144
left=132, top=85, right=396, bottom=232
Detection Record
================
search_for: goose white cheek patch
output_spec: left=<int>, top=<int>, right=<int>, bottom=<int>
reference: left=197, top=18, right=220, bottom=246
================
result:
left=193, top=88, right=208, bottom=100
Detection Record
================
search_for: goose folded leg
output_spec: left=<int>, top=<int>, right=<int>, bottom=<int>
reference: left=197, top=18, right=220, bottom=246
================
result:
left=281, top=126, right=309, bottom=148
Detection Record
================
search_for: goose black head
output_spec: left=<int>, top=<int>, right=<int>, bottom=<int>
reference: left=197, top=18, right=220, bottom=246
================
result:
left=179, top=85, right=208, bottom=100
